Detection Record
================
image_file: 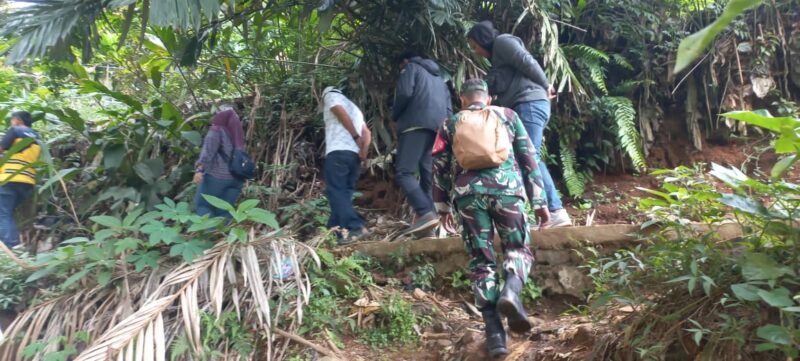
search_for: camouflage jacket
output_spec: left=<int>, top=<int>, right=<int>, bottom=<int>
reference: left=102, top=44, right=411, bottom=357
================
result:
left=432, top=103, right=546, bottom=213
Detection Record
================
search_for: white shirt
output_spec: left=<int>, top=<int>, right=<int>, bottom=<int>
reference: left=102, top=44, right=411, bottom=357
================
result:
left=323, top=91, right=364, bottom=155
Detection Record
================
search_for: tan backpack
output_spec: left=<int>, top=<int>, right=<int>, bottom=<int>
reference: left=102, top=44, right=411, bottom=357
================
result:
left=452, top=106, right=511, bottom=170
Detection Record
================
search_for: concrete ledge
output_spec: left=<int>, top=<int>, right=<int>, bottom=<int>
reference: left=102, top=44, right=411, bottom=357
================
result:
left=341, top=223, right=743, bottom=297
left=345, top=223, right=743, bottom=259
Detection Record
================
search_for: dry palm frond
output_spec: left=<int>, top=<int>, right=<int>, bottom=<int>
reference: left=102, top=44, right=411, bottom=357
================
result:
left=0, top=229, right=323, bottom=361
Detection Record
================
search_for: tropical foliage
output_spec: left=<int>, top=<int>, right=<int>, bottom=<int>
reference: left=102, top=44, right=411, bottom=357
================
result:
left=0, top=0, right=797, bottom=359
left=588, top=110, right=800, bottom=359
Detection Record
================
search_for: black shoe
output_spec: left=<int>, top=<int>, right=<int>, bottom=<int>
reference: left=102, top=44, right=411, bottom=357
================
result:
left=350, top=227, right=371, bottom=242
left=402, top=212, right=439, bottom=236
left=335, top=232, right=353, bottom=246
left=497, top=275, right=532, bottom=333
left=481, top=306, right=508, bottom=358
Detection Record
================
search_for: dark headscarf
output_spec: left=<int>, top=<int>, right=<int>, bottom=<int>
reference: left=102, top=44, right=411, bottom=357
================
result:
left=467, top=21, right=499, bottom=52
left=210, top=109, right=245, bottom=149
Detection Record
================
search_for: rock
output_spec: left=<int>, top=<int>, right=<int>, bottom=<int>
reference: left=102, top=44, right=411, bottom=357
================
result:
left=371, top=271, right=388, bottom=286
left=461, top=330, right=479, bottom=344
left=556, top=266, right=591, bottom=298
left=569, top=324, right=595, bottom=347
left=435, top=339, right=453, bottom=348
left=413, top=288, right=428, bottom=300
left=318, top=357, right=341, bottom=361
left=528, top=316, right=546, bottom=328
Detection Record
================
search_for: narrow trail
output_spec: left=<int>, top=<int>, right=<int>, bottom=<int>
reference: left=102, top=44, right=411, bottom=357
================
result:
left=312, top=222, right=742, bottom=361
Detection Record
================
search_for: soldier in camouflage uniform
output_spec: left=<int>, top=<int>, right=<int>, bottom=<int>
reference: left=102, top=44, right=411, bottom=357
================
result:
left=432, top=79, right=550, bottom=358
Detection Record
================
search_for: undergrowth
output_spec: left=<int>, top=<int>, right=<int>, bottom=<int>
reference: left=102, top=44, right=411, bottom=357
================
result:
left=588, top=157, right=800, bottom=360
left=302, top=249, right=432, bottom=350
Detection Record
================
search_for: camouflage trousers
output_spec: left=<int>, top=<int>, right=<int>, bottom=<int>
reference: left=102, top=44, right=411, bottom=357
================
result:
left=455, top=194, right=533, bottom=309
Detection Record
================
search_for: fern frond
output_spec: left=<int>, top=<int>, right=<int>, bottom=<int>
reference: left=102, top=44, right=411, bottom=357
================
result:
left=519, top=0, right=587, bottom=97
left=610, top=54, right=634, bottom=70
left=588, top=65, right=608, bottom=95
left=605, top=97, right=647, bottom=172
left=169, top=335, right=191, bottom=361
left=612, top=79, right=645, bottom=94
left=559, top=144, right=586, bottom=197
left=565, top=44, right=610, bottom=63
left=564, top=44, right=609, bottom=95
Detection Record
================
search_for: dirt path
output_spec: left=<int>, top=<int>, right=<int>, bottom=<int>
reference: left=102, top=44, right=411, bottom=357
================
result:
left=310, top=291, right=608, bottom=361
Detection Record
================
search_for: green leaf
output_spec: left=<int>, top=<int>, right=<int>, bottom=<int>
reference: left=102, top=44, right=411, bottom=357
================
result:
left=666, top=275, right=693, bottom=283
left=202, top=195, right=235, bottom=213
left=757, top=288, right=795, bottom=308
left=722, top=111, right=800, bottom=153
left=688, top=277, right=697, bottom=295
left=636, top=187, right=671, bottom=201
left=246, top=208, right=280, bottom=229
left=227, top=227, right=248, bottom=244
left=693, top=330, right=702, bottom=346
left=719, top=194, right=768, bottom=215
left=770, top=154, right=797, bottom=179
left=150, top=65, right=163, bottom=89
left=238, top=199, right=260, bottom=212
left=97, top=270, right=113, bottom=287
left=673, top=0, right=762, bottom=73
left=102, top=144, right=126, bottom=169
left=141, top=224, right=181, bottom=246
left=114, top=238, right=141, bottom=254
left=781, top=306, right=800, bottom=312
left=756, top=325, right=792, bottom=345
left=62, top=267, right=93, bottom=289
left=181, top=131, right=202, bottom=146
left=26, top=267, right=55, bottom=283
left=90, top=215, right=122, bottom=229
left=160, top=101, right=182, bottom=122
left=722, top=110, right=799, bottom=132
left=187, top=218, right=223, bottom=232
left=129, top=250, right=161, bottom=272
left=709, top=163, right=749, bottom=189
left=741, top=253, right=794, bottom=281
left=731, top=283, right=762, bottom=301
left=754, top=343, right=779, bottom=351
left=94, top=229, right=117, bottom=242
left=169, top=239, right=210, bottom=263
left=122, top=207, right=144, bottom=228
left=134, top=159, right=165, bottom=184
left=39, top=168, right=79, bottom=194
left=80, top=80, right=143, bottom=111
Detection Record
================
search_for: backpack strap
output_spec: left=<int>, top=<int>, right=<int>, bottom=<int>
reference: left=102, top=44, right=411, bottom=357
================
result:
left=215, top=129, right=234, bottom=161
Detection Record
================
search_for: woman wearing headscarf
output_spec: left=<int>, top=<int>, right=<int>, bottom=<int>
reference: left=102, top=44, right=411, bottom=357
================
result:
left=193, top=109, right=246, bottom=218
left=466, top=20, right=572, bottom=229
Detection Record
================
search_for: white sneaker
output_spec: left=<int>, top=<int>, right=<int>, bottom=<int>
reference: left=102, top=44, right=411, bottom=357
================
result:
left=541, top=209, right=572, bottom=229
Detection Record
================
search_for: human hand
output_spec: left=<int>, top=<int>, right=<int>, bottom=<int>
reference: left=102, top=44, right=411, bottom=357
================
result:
left=193, top=172, right=204, bottom=184
left=358, top=127, right=371, bottom=161
left=535, top=208, right=550, bottom=226
left=440, top=213, right=457, bottom=234
left=548, top=85, right=557, bottom=100
left=356, top=135, right=368, bottom=153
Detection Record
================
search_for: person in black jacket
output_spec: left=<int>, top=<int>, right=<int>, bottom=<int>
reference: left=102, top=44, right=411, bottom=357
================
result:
left=466, top=21, right=573, bottom=228
left=392, top=51, right=452, bottom=237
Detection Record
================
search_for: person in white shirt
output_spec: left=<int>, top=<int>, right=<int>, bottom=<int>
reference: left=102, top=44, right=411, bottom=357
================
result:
left=321, top=87, right=371, bottom=245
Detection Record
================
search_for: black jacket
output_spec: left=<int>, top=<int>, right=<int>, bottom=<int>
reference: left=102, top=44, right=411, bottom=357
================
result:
left=487, top=34, right=550, bottom=107
left=392, top=57, right=452, bottom=132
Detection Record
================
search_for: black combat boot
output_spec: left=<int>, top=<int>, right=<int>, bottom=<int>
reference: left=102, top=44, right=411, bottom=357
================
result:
left=497, top=275, right=532, bottom=333
left=481, top=306, right=508, bottom=358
